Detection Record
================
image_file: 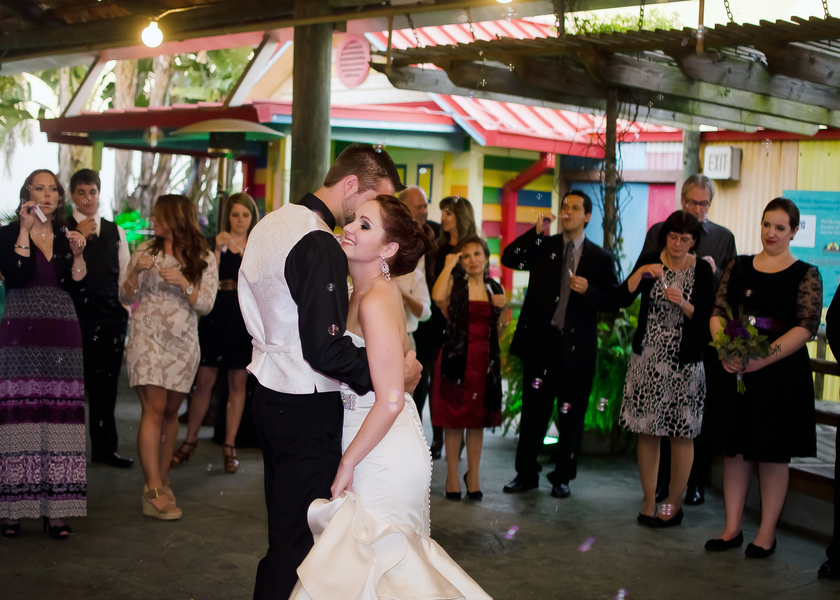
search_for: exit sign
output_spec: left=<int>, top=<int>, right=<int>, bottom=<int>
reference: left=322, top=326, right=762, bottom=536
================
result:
left=704, top=146, right=742, bottom=180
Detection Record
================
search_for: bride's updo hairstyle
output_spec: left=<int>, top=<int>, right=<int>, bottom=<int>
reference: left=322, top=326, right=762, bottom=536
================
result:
left=374, top=194, right=432, bottom=278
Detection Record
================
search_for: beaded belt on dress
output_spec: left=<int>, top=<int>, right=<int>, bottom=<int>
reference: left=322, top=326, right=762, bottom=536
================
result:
left=218, top=279, right=237, bottom=291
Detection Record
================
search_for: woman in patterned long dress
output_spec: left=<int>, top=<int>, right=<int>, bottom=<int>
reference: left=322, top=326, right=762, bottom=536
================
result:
left=171, top=193, right=259, bottom=474
left=0, top=169, right=89, bottom=539
left=705, top=198, right=822, bottom=558
left=120, top=195, right=217, bottom=520
left=616, top=211, right=715, bottom=528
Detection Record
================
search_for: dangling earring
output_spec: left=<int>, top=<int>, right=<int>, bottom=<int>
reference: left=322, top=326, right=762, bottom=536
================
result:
left=380, top=256, right=391, bottom=281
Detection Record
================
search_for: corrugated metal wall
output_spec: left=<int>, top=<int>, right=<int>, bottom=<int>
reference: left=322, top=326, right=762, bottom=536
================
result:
left=798, top=141, right=840, bottom=191
left=703, top=140, right=799, bottom=255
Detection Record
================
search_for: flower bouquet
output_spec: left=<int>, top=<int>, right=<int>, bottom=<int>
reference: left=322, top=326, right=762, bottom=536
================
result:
left=710, top=305, right=779, bottom=393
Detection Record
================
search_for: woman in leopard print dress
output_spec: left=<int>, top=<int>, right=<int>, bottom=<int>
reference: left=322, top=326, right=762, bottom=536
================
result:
left=616, top=211, right=715, bottom=528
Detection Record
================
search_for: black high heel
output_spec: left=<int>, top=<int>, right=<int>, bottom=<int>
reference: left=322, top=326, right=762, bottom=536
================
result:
left=1, top=520, right=21, bottom=538
left=445, top=491, right=462, bottom=501
left=43, top=517, right=72, bottom=540
left=463, top=472, right=483, bottom=500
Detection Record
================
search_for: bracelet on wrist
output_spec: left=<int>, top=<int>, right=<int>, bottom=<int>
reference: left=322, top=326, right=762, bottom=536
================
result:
left=14, top=244, right=30, bottom=250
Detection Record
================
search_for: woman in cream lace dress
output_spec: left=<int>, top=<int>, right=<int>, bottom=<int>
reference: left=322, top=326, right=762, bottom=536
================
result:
left=120, top=195, right=217, bottom=520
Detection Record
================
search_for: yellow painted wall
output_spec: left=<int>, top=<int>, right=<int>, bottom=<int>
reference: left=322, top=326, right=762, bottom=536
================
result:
left=798, top=141, right=840, bottom=192
left=704, top=140, right=799, bottom=255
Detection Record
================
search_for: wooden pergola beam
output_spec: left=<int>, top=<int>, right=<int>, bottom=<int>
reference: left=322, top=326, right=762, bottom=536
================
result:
left=571, top=51, right=834, bottom=131
left=376, top=63, right=761, bottom=133
left=668, top=48, right=840, bottom=112
left=757, top=42, right=840, bottom=88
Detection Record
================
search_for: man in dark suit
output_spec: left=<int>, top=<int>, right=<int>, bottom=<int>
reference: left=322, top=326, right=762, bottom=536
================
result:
left=642, top=174, right=737, bottom=505
left=501, top=190, right=619, bottom=498
left=67, top=169, right=133, bottom=469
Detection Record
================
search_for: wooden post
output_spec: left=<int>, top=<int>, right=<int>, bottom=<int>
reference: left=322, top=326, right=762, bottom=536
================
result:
left=91, top=141, right=104, bottom=172
left=680, top=130, right=702, bottom=208
left=290, top=16, right=333, bottom=203
left=603, top=88, right=618, bottom=254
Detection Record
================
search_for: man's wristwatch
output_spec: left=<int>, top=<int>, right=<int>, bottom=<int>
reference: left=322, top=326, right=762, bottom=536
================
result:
left=184, top=284, right=194, bottom=296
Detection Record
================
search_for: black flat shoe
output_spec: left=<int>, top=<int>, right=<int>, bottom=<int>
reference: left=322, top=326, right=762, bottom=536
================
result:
left=684, top=485, right=705, bottom=506
left=655, top=486, right=669, bottom=503
left=637, top=513, right=655, bottom=526
left=92, top=452, right=134, bottom=469
left=819, top=559, right=840, bottom=579
left=43, top=517, right=72, bottom=540
left=648, top=507, right=684, bottom=528
left=745, top=540, right=776, bottom=559
left=445, top=491, right=462, bottom=501
left=503, top=478, right=538, bottom=494
left=705, top=531, right=744, bottom=551
left=1, top=520, right=21, bottom=538
left=550, top=483, right=571, bottom=498
left=463, top=472, right=482, bottom=500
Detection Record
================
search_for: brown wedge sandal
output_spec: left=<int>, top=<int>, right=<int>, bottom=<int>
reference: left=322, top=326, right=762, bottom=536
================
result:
left=223, top=445, right=239, bottom=474
left=142, top=486, right=182, bottom=520
left=170, top=440, right=197, bottom=467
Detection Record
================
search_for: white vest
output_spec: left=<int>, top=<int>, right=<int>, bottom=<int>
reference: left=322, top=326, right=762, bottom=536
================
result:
left=238, top=203, right=342, bottom=394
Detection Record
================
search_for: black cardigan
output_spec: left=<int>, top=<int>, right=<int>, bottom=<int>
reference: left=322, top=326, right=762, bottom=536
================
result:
left=0, top=219, right=86, bottom=298
left=614, top=252, right=715, bottom=365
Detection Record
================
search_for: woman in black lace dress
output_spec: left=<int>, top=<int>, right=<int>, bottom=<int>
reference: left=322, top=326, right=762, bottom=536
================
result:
left=705, top=198, right=822, bottom=558
left=171, top=193, right=259, bottom=474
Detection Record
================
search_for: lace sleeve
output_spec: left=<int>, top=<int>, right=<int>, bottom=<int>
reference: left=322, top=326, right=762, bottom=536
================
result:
left=795, top=265, right=822, bottom=335
left=193, top=251, right=218, bottom=316
left=712, top=258, right=736, bottom=319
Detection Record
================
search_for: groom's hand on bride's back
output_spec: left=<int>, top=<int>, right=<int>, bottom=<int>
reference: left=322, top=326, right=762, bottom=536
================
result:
left=404, top=350, right=422, bottom=394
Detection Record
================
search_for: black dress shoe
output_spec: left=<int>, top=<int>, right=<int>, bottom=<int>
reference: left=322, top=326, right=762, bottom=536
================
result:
left=502, top=478, right=538, bottom=494
left=92, top=452, right=134, bottom=468
left=550, top=483, right=571, bottom=498
left=445, top=491, right=462, bottom=501
left=647, top=507, right=684, bottom=528
left=819, top=559, right=840, bottom=579
left=684, top=485, right=705, bottom=506
left=1, top=520, right=21, bottom=538
left=655, top=486, right=669, bottom=503
left=705, top=531, right=744, bottom=551
left=745, top=540, right=776, bottom=559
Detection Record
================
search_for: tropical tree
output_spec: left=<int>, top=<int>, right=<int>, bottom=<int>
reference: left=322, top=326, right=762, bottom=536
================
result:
left=0, top=75, right=38, bottom=178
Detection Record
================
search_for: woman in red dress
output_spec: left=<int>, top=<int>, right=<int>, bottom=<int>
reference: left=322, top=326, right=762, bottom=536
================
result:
left=431, top=235, right=506, bottom=500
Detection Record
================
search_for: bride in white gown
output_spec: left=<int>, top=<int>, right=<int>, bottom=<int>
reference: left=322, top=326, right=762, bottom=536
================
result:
left=289, top=196, right=492, bottom=600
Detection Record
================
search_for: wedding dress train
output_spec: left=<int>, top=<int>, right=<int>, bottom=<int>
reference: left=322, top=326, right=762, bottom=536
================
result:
left=289, top=332, right=491, bottom=600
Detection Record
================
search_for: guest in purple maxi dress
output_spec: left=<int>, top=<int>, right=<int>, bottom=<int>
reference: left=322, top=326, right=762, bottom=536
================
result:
left=0, top=169, right=89, bottom=540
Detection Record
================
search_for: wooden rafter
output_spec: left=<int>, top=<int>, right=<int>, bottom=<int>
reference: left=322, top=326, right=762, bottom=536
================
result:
left=379, top=16, right=840, bottom=133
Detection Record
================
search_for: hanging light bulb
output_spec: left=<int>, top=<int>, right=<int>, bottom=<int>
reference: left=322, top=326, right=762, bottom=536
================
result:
left=496, top=0, right=514, bottom=4
left=142, top=21, right=163, bottom=48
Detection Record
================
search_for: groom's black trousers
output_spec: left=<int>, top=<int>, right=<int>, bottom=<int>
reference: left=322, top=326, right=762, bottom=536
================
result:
left=252, top=383, right=343, bottom=600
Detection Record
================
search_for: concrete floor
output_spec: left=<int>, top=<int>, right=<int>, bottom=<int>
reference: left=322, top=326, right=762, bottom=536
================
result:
left=1, top=372, right=838, bottom=600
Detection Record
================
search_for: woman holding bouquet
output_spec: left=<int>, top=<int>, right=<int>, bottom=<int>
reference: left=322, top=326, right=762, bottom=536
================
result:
left=616, top=211, right=715, bottom=527
left=705, top=198, right=822, bottom=558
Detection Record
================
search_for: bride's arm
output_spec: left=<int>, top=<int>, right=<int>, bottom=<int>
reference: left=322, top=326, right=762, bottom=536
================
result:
left=331, top=287, right=407, bottom=499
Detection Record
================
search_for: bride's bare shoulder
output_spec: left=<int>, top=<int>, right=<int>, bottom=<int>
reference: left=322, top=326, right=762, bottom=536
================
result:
left=359, top=279, right=403, bottom=320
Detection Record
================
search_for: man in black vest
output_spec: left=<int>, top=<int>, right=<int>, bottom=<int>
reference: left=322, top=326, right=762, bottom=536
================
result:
left=501, top=191, right=619, bottom=498
left=68, top=169, right=133, bottom=468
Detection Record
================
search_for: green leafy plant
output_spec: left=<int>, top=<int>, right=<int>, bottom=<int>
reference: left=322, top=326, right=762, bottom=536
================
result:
left=115, top=211, right=152, bottom=254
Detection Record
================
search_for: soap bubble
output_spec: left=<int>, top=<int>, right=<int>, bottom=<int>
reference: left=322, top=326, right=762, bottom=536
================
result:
left=531, top=378, right=542, bottom=389
left=561, top=402, right=570, bottom=414
left=328, top=324, right=339, bottom=335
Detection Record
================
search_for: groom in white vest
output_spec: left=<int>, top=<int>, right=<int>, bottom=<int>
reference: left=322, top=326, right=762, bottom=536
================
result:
left=239, top=144, right=421, bottom=600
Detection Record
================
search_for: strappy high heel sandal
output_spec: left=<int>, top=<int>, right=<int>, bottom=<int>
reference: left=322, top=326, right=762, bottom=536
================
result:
left=43, top=517, right=72, bottom=540
left=2, top=519, right=21, bottom=538
left=170, top=440, right=197, bottom=467
left=142, top=486, right=182, bottom=520
left=223, top=445, right=239, bottom=474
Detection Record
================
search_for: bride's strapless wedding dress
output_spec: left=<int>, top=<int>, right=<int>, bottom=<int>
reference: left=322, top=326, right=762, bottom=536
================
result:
left=289, top=332, right=492, bottom=600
